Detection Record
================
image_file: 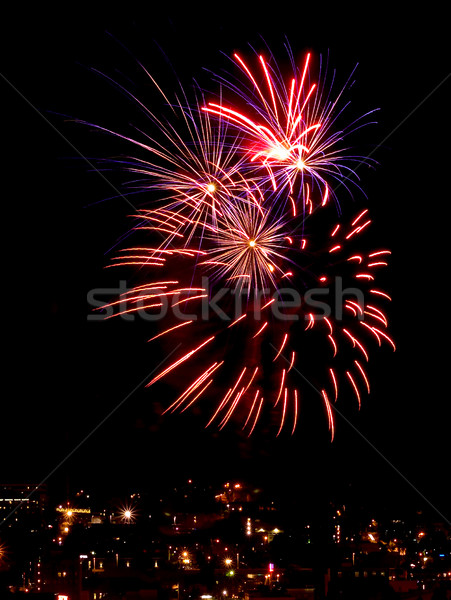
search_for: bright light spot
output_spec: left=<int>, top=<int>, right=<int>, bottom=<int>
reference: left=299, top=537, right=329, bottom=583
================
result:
left=66, top=510, right=73, bottom=517
left=124, top=510, right=132, bottom=519
left=296, top=158, right=306, bottom=170
left=268, top=264, right=274, bottom=272
left=249, top=240, right=256, bottom=248
left=271, top=146, right=290, bottom=161
left=207, top=183, right=216, bottom=193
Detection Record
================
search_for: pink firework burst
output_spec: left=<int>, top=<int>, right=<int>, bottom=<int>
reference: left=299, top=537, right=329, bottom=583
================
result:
left=202, top=47, right=378, bottom=211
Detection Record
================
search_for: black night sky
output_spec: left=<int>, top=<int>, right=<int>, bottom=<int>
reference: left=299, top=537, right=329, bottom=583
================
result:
left=1, top=4, right=450, bottom=524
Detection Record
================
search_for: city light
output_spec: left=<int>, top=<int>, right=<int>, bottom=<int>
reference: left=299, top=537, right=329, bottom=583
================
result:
left=180, top=549, right=191, bottom=567
left=2, top=478, right=449, bottom=597
left=120, top=504, right=136, bottom=524
left=0, top=541, right=7, bottom=565
left=246, top=518, right=252, bottom=536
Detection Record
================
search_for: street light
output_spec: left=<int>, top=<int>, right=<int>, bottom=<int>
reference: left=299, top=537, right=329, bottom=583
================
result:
left=120, top=505, right=136, bottom=524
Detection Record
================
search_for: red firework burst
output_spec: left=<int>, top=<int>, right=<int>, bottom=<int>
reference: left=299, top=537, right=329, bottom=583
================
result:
left=89, top=44, right=394, bottom=439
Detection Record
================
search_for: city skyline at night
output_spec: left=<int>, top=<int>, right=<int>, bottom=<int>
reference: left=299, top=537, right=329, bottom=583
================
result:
left=1, top=476, right=450, bottom=598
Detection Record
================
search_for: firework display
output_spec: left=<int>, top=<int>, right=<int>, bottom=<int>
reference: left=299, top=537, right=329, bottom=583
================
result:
left=93, top=46, right=395, bottom=438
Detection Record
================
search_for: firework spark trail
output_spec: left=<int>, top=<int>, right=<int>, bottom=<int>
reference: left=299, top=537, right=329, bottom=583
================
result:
left=92, top=44, right=394, bottom=438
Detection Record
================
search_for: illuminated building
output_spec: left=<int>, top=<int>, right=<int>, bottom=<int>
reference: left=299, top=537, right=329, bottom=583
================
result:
left=0, top=483, right=48, bottom=528
left=214, top=482, right=253, bottom=507
left=56, top=505, right=92, bottom=537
